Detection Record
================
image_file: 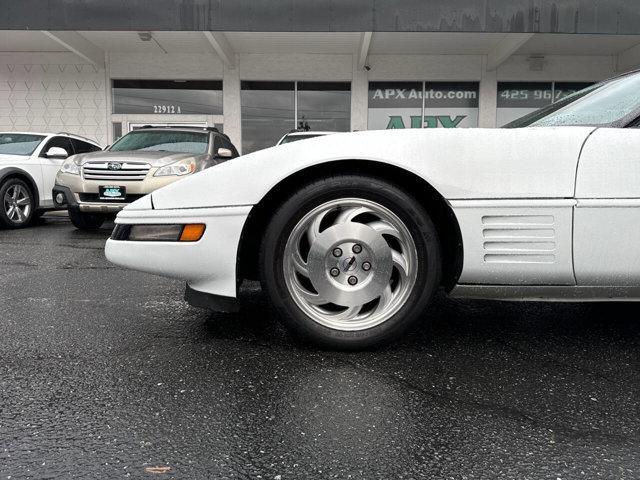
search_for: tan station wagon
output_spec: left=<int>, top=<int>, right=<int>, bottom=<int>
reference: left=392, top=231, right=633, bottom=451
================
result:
left=53, top=126, right=238, bottom=230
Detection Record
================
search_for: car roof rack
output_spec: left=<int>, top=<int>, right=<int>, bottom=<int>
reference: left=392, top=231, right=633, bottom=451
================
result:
left=134, top=125, right=231, bottom=141
left=136, top=125, right=221, bottom=133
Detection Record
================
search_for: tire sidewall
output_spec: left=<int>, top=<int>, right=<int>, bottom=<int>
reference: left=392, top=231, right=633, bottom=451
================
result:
left=0, top=178, right=35, bottom=229
left=260, top=175, right=441, bottom=349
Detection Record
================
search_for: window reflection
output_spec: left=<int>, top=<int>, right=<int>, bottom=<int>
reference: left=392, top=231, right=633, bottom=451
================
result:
left=297, top=82, right=351, bottom=133
left=241, top=82, right=295, bottom=154
left=241, top=81, right=351, bottom=154
left=112, top=80, right=223, bottom=115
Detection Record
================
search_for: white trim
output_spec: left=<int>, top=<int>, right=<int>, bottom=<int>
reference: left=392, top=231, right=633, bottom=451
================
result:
left=616, top=41, right=640, bottom=72
left=576, top=198, right=640, bottom=208
left=486, top=33, right=534, bottom=71
left=449, top=199, right=577, bottom=208
left=203, top=31, right=235, bottom=67
left=294, top=81, right=298, bottom=125
left=42, top=31, right=104, bottom=67
left=357, top=32, right=373, bottom=69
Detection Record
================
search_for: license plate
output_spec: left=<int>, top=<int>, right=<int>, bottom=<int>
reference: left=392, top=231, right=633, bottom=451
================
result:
left=99, top=185, right=126, bottom=200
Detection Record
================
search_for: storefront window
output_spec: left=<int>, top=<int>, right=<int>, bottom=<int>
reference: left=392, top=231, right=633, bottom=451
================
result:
left=241, top=81, right=295, bottom=154
left=368, top=81, right=479, bottom=129
left=297, top=82, right=351, bottom=133
left=497, top=81, right=593, bottom=126
left=554, top=82, right=594, bottom=101
left=112, top=80, right=223, bottom=115
left=423, top=82, right=479, bottom=128
left=241, top=81, right=351, bottom=154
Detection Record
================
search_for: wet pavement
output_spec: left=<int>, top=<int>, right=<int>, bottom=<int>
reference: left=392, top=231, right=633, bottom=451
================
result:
left=1, top=215, right=639, bottom=479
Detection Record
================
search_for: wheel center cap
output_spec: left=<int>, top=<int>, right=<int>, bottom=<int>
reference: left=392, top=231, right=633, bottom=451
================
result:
left=342, top=256, right=357, bottom=271
left=307, top=223, right=393, bottom=307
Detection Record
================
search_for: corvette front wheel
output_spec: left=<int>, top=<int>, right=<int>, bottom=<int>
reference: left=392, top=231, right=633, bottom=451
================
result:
left=260, top=175, right=441, bottom=349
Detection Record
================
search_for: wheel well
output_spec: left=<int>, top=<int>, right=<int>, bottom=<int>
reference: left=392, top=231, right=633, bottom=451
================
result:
left=237, top=160, right=464, bottom=291
left=0, top=170, right=40, bottom=207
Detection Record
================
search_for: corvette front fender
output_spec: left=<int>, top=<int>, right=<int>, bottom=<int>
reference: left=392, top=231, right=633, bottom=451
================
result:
left=149, top=127, right=594, bottom=211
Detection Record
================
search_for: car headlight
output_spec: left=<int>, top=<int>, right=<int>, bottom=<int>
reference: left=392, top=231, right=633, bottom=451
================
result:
left=60, top=159, right=80, bottom=175
left=154, top=159, right=197, bottom=177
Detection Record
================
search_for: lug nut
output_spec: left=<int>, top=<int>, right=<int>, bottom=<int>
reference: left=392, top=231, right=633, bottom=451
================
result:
left=352, top=244, right=362, bottom=254
left=330, top=267, right=340, bottom=277
left=332, top=248, right=343, bottom=257
left=362, top=262, right=371, bottom=271
left=348, top=275, right=358, bottom=286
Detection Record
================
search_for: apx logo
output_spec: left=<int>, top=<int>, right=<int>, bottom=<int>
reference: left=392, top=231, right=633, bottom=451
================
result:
left=386, top=115, right=467, bottom=129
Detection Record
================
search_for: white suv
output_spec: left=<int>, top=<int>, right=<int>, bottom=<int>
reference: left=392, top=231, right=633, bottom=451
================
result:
left=0, top=132, right=101, bottom=228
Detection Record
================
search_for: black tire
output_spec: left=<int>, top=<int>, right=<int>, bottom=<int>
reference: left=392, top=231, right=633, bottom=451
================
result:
left=68, top=208, right=106, bottom=230
left=0, top=178, right=35, bottom=229
left=260, top=175, right=441, bottom=350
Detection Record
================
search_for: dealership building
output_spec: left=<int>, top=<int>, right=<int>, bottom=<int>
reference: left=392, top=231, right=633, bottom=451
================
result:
left=2, top=0, right=640, bottom=154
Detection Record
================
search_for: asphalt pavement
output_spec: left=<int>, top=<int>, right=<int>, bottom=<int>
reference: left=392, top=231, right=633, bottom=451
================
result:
left=1, top=214, right=639, bottom=479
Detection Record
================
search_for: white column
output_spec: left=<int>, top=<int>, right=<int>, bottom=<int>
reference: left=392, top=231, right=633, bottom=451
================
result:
left=104, top=51, right=113, bottom=145
left=478, top=56, right=497, bottom=128
left=223, top=59, right=242, bottom=153
left=350, top=54, right=369, bottom=131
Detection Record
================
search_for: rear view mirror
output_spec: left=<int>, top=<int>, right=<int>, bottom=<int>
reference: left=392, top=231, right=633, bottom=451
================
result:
left=216, top=147, right=233, bottom=159
left=45, top=146, right=69, bottom=159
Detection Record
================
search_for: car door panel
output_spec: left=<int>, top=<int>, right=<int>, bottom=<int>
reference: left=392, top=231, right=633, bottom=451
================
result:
left=574, top=128, right=640, bottom=285
left=40, top=136, right=74, bottom=203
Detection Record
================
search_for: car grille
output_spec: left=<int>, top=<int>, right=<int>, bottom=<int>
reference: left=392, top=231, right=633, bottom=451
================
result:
left=82, top=162, right=151, bottom=181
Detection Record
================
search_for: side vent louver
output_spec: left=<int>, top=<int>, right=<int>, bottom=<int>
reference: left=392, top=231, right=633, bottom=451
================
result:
left=482, top=215, right=556, bottom=264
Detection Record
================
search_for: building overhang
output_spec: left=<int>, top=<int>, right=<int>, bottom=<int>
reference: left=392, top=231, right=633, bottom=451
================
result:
left=3, top=0, right=640, bottom=35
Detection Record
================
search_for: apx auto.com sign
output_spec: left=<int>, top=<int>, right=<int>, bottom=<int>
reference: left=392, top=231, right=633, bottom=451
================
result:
left=368, top=82, right=479, bottom=129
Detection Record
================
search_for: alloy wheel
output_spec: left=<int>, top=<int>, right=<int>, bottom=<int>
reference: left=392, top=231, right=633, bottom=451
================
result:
left=3, top=184, right=31, bottom=224
left=283, top=198, right=419, bottom=331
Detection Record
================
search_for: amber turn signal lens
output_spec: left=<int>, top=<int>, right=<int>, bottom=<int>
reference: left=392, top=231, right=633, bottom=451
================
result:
left=179, top=224, right=206, bottom=242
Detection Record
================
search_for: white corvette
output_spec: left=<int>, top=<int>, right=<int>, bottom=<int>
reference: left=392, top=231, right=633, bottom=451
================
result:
left=107, top=72, right=640, bottom=349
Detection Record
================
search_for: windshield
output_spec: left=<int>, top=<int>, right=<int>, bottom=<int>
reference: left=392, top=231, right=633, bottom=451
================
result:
left=280, top=134, right=323, bottom=145
left=505, top=74, right=640, bottom=128
left=109, top=130, right=209, bottom=154
left=0, top=133, right=46, bottom=156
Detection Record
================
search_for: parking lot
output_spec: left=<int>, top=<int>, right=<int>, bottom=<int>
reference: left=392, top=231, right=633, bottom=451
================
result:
left=1, top=214, right=639, bottom=478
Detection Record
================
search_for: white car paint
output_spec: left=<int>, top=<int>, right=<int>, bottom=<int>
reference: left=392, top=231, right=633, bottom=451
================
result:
left=107, top=205, right=250, bottom=297
left=0, top=152, right=46, bottom=202
left=106, top=125, right=640, bottom=304
left=150, top=127, right=594, bottom=210
left=573, top=128, right=640, bottom=286
left=0, top=132, right=101, bottom=208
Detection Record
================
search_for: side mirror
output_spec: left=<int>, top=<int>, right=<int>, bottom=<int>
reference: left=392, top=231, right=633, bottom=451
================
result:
left=45, top=146, right=69, bottom=159
left=215, top=147, right=233, bottom=159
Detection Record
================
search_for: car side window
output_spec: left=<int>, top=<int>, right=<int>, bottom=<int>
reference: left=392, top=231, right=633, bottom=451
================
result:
left=40, top=136, right=74, bottom=157
left=71, top=138, right=101, bottom=154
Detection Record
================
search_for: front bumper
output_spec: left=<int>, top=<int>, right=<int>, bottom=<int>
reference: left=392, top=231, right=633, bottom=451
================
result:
left=54, top=171, right=180, bottom=213
left=105, top=205, right=252, bottom=303
left=53, top=184, right=128, bottom=213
